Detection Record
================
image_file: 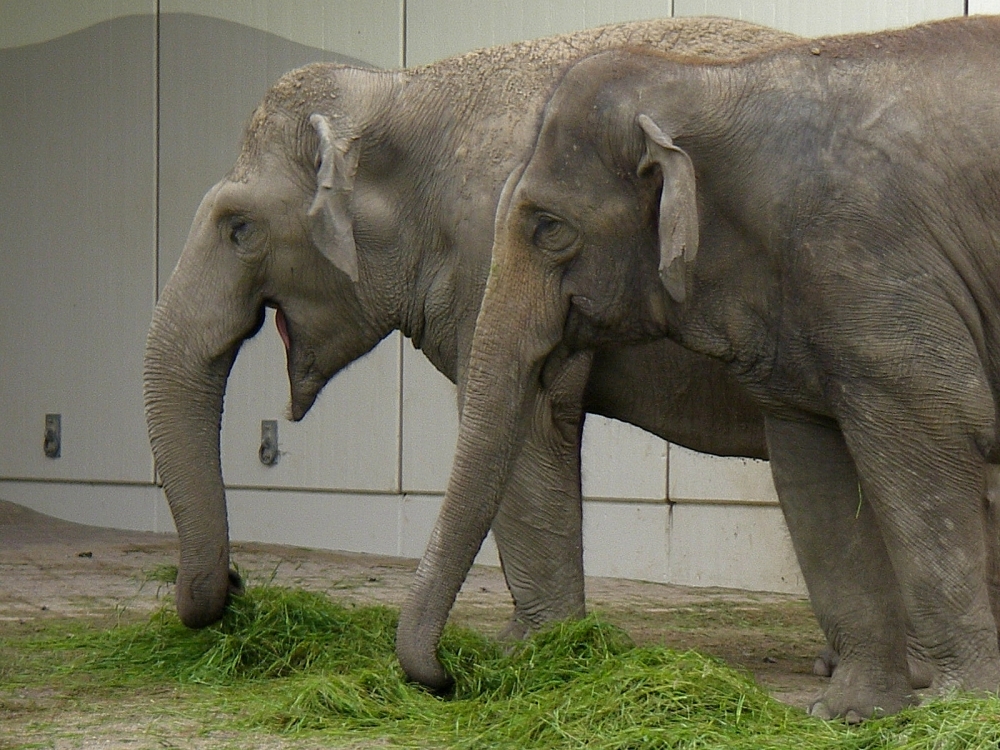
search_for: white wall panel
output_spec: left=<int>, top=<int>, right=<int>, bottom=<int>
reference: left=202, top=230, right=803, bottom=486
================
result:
left=406, top=0, right=673, bottom=66
left=158, top=7, right=407, bottom=496
left=668, top=503, right=804, bottom=593
left=0, top=0, right=152, bottom=47
left=969, top=0, right=1000, bottom=12
left=227, top=489, right=407, bottom=556
left=581, top=417, right=668, bottom=501
left=222, top=316, right=402, bottom=493
left=668, top=445, right=777, bottom=504
left=582, top=501, right=671, bottom=580
left=0, top=11, right=158, bottom=484
left=162, top=0, right=404, bottom=67
left=0, top=481, right=171, bottom=534
left=228, top=489, right=499, bottom=566
left=675, top=0, right=963, bottom=35
left=399, top=341, right=670, bottom=500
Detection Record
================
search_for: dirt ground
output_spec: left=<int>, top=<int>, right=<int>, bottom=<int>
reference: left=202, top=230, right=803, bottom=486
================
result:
left=0, top=500, right=828, bottom=748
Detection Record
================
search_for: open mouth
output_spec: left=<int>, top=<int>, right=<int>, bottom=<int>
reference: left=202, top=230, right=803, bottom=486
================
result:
left=275, top=306, right=291, bottom=352
left=270, top=305, right=324, bottom=422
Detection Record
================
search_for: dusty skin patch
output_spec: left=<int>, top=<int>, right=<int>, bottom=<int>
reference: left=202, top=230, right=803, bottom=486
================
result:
left=0, top=500, right=826, bottom=748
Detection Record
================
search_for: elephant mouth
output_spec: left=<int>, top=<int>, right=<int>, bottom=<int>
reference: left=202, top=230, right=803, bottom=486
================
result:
left=565, top=297, right=606, bottom=348
left=566, top=296, right=665, bottom=348
left=271, top=306, right=326, bottom=421
left=275, top=307, right=291, bottom=351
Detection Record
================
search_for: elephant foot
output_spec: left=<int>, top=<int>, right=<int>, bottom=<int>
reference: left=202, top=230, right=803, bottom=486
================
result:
left=928, top=653, right=1000, bottom=699
left=814, top=644, right=934, bottom=690
left=496, top=616, right=531, bottom=643
left=809, top=660, right=914, bottom=722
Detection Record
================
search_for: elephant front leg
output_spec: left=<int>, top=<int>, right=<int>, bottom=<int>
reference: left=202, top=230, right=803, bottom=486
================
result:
left=815, top=462, right=1000, bottom=692
left=766, top=416, right=913, bottom=721
left=491, top=352, right=591, bottom=639
left=491, top=411, right=586, bottom=640
left=843, top=412, right=1000, bottom=699
left=985, top=464, right=1000, bottom=635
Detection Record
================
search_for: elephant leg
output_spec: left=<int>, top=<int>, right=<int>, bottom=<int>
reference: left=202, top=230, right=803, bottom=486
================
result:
left=766, top=415, right=912, bottom=721
left=491, top=411, right=586, bottom=641
left=493, top=350, right=592, bottom=638
left=815, top=463, right=1000, bottom=690
left=985, top=464, right=1000, bottom=634
left=841, top=408, right=1000, bottom=699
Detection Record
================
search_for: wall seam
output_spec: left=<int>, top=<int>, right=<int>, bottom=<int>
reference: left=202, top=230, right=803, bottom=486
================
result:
left=397, top=335, right=405, bottom=495
left=154, top=0, right=161, bottom=298
left=150, top=0, right=162, bottom=489
left=401, top=0, right=408, bottom=67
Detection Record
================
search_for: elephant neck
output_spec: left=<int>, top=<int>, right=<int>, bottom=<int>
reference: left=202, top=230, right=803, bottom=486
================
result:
left=365, top=76, right=509, bottom=384
left=397, top=245, right=466, bottom=383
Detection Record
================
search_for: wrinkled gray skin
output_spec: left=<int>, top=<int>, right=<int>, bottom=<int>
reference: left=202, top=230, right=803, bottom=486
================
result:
left=143, top=18, right=793, bottom=637
left=403, top=16, right=1000, bottom=721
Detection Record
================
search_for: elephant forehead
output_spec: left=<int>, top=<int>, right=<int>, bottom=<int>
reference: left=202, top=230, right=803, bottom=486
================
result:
left=516, top=154, right=636, bottom=226
left=213, top=166, right=306, bottom=217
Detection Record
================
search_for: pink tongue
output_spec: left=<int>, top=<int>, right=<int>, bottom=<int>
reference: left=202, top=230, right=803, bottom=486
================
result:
left=275, top=308, right=291, bottom=352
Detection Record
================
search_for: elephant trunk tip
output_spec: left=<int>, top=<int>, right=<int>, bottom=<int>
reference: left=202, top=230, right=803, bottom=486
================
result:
left=395, top=638, right=455, bottom=694
left=174, top=567, right=242, bottom=629
left=176, top=596, right=226, bottom=629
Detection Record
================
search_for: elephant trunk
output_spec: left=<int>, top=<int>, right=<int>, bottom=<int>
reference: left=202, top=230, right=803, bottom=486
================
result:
left=143, top=250, right=261, bottom=628
left=396, top=213, right=566, bottom=689
left=396, top=315, right=544, bottom=689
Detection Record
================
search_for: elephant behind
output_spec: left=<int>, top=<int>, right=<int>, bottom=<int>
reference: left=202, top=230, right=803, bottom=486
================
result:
left=144, top=17, right=794, bottom=635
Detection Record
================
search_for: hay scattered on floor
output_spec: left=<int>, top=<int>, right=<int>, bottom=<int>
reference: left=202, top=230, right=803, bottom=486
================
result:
left=20, top=585, right=1000, bottom=749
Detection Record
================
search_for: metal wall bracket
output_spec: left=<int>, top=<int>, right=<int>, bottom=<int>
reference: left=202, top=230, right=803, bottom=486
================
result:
left=259, top=420, right=280, bottom=466
left=44, top=414, right=61, bottom=458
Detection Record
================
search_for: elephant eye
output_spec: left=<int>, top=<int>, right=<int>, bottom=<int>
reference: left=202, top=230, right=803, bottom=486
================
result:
left=228, top=216, right=253, bottom=246
left=223, top=214, right=267, bottom=260
left=532, top=213, right=578, bottom=255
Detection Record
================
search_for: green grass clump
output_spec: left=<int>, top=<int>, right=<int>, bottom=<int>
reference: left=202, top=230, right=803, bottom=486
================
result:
left=10, top=585, right=1000, bottom=749
left=88, top=586, right=400, bottom=683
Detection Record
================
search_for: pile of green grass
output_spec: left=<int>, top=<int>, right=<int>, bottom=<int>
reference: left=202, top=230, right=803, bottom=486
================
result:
left=13, top=585, right=1000, bottom=749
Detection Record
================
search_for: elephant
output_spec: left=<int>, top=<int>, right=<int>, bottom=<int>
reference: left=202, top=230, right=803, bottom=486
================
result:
left=397, top=15, right=1000, bottom=722
left=143, top=18, right=795, bottom=637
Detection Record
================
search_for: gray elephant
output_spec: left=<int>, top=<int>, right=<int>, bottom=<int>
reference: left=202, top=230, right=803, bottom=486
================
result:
left=397, top=15, right=1000, bottom=721
left=143, top=18, right=793, bottom=635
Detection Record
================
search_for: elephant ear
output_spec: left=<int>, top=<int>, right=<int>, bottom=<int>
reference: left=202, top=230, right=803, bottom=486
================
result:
left=307, top=113, right=361, bottom=282
left=636, top=114, right=699, bottom=304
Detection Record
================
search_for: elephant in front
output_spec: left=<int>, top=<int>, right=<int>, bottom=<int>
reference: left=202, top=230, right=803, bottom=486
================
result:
left=398, top=16, right=1000, bottom=721
left=143, top=19, right=794, bottom=636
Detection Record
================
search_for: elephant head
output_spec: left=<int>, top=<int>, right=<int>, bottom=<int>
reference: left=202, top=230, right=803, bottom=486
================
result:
left=395, top=54, right=695, bottom=688
left=143, top=65, right=397, bottom=628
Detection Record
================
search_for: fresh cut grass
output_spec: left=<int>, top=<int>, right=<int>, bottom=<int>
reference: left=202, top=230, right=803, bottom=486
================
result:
left=6, top=584, right=1000, bottom=749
